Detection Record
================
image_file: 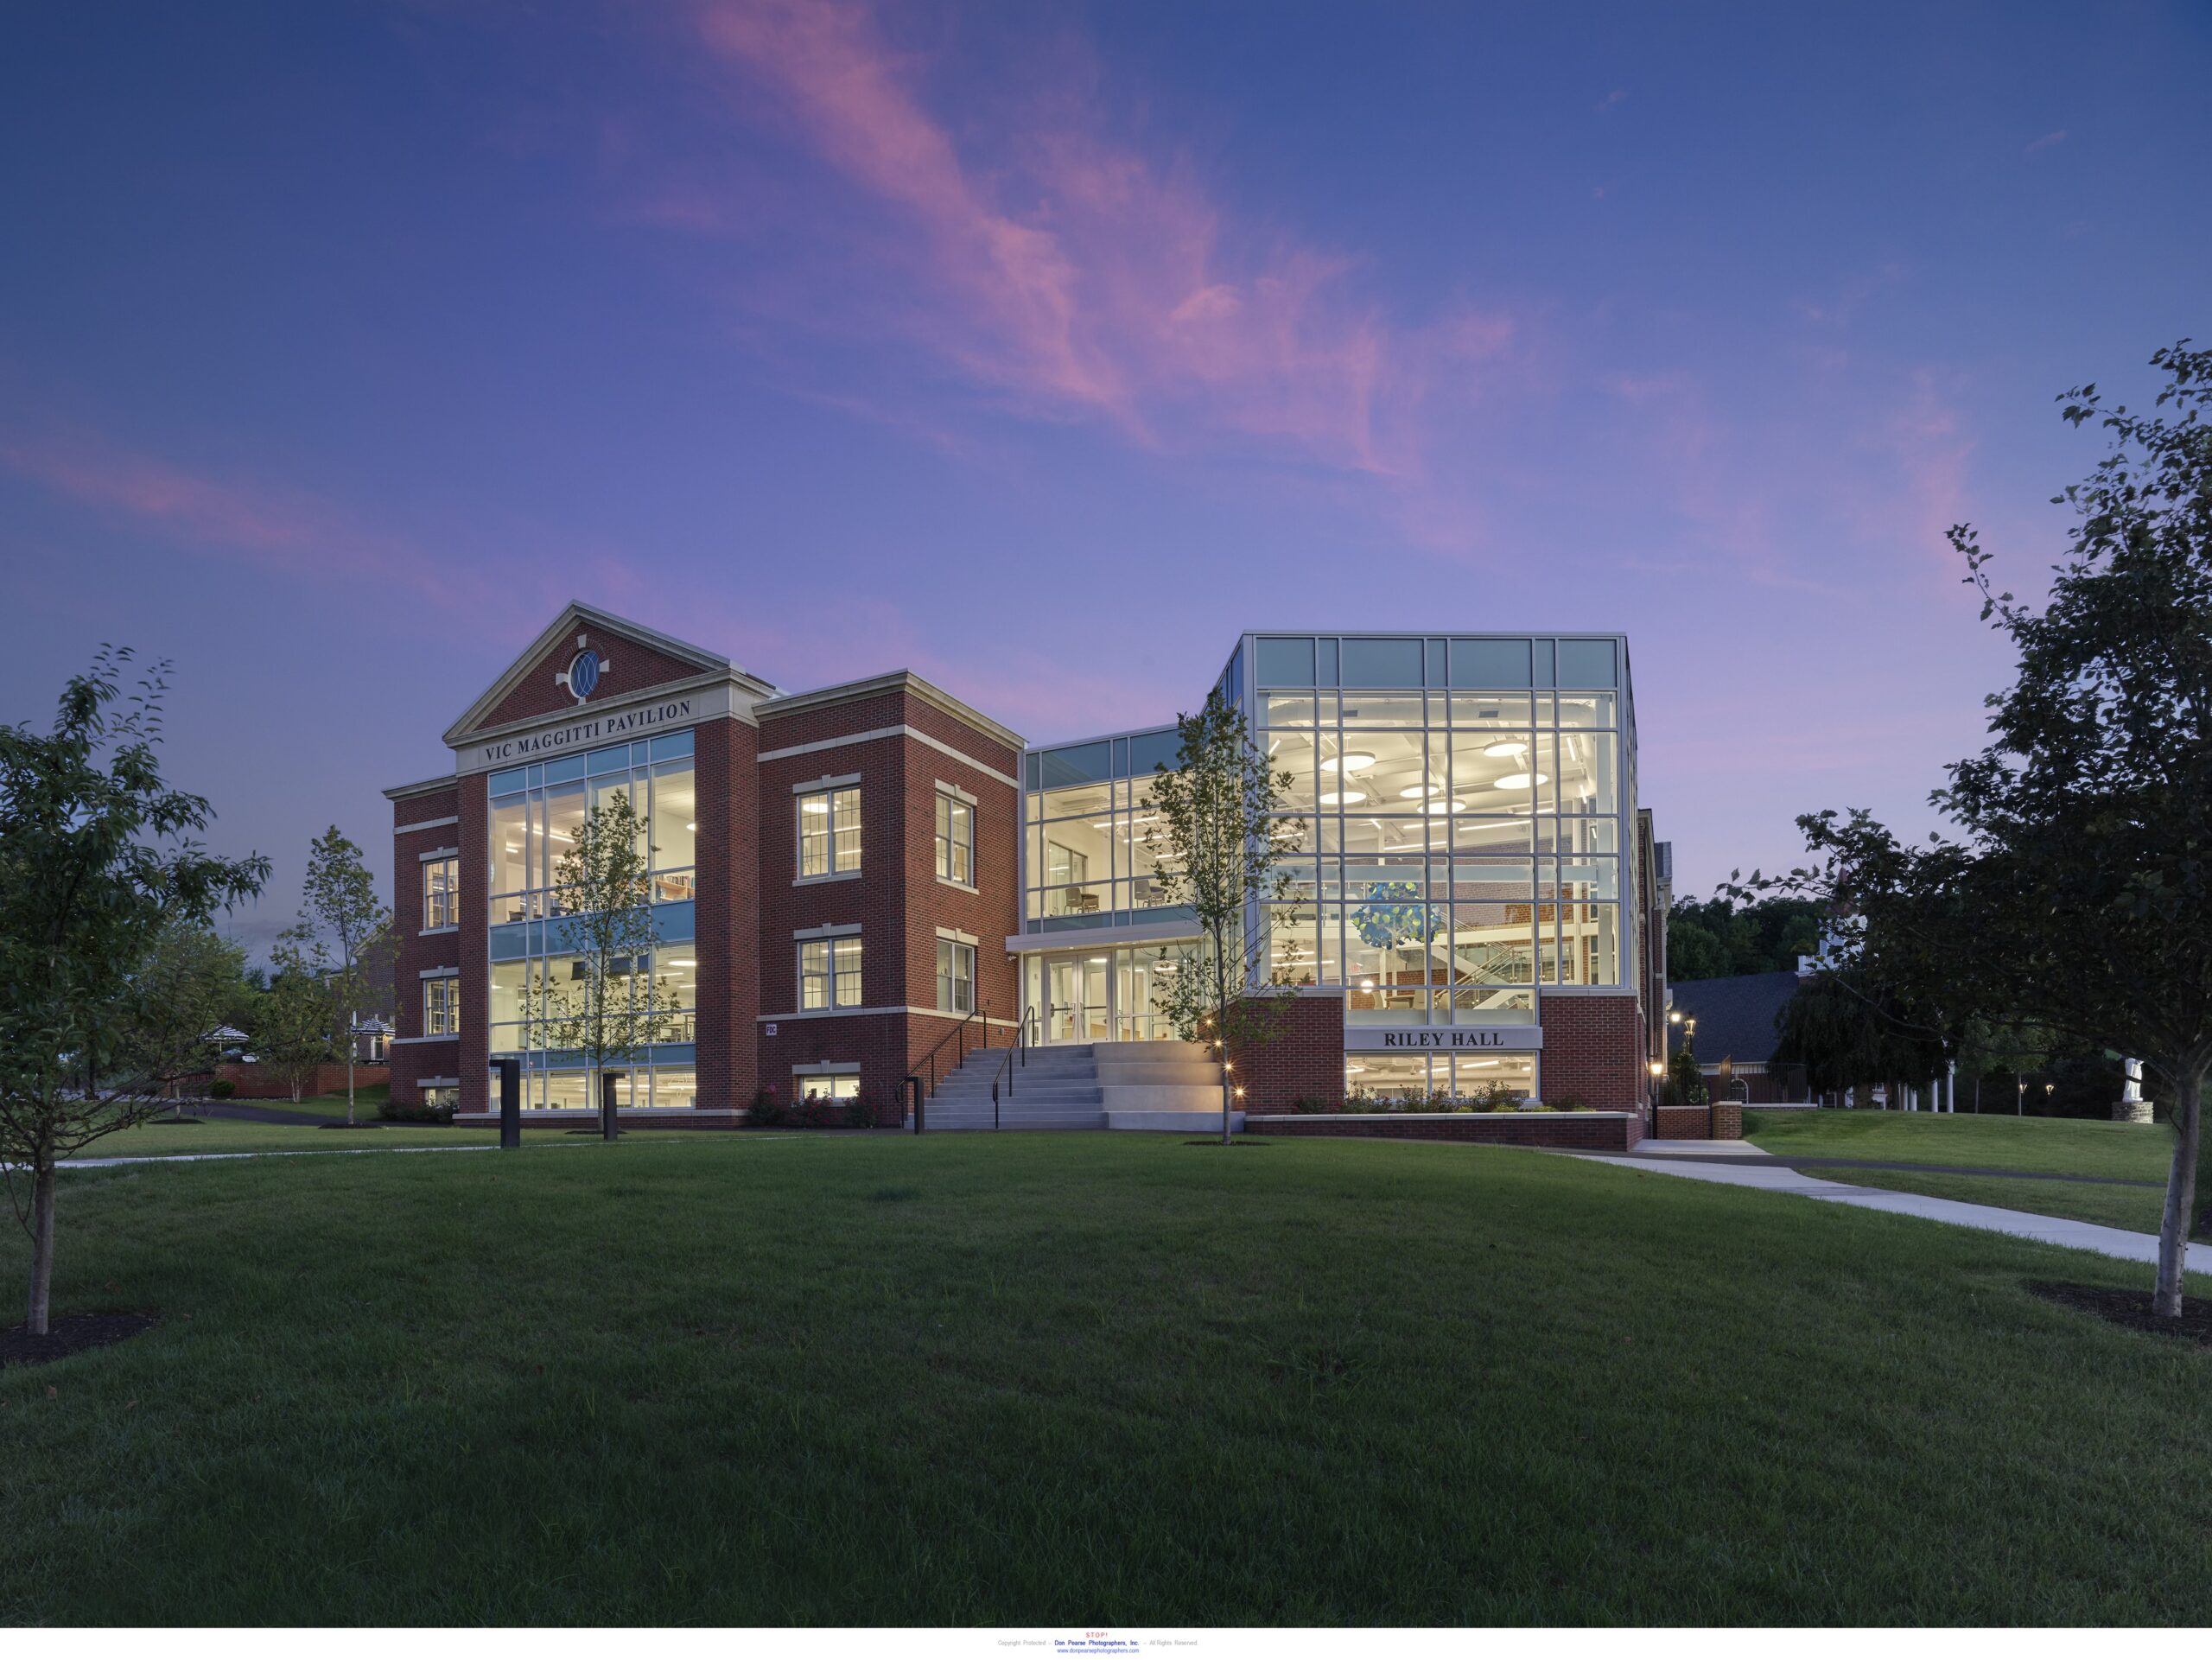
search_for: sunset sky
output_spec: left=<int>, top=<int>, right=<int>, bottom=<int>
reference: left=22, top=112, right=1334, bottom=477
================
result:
left=3, top=1, right=2206, bottom=952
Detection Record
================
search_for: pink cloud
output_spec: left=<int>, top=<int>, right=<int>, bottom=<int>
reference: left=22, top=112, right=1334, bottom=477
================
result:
left=679, top=0, right=1517, bottom=480
left=0, top=426, right=559, bottom=619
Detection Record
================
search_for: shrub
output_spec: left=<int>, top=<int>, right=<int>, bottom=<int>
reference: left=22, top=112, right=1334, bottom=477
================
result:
left=207, top=1078, right=236, bottom=1099
left=1548, top=1094, right=1590, bottom=1112
left=379, top=1097, right=454, bottom=1124
left=1290, top=1094, right=1333, bottom=1115
left=845, top=1096, right=876, bottom=1129
left=746, top=1089, right=786, bottom=1129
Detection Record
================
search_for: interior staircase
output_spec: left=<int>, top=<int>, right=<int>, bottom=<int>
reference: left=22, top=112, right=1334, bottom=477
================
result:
left=919, top=1039, right=1236, bottom=1131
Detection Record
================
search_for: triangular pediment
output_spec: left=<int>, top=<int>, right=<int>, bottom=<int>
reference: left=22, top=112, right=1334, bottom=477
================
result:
left=443, top=602, right=772, bottom=745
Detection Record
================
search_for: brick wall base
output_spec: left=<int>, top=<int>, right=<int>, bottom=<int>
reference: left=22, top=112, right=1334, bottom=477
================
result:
left=1656, top=1102, right=1743, bottom=1139
left=1247, top=1111, right=1643, bottom=1149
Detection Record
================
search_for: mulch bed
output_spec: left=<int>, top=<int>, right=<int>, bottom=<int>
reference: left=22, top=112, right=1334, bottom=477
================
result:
left=2, top=1312, right=159, bottom=1369
left=2031, top=1281, right=2212, bottom=1346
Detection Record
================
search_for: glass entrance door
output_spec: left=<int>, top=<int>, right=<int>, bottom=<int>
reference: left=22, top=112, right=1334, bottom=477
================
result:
left=1045, top=954, right=1110, bottom=1043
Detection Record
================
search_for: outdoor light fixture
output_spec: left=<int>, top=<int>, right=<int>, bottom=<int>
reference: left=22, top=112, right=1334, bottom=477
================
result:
left=1649, top=1060, right=1664, bottom=1077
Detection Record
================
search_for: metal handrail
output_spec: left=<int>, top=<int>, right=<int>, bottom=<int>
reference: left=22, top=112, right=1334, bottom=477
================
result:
left=986, top=1003, right=1034, bottom=1130
left=912, top=1002, right=988, bottom=1100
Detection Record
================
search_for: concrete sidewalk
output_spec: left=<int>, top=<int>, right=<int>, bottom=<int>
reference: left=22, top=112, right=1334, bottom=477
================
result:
left=1573, top=1149, right=2212, bottom=1274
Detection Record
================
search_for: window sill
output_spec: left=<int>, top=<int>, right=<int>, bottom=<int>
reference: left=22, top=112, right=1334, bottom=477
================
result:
left=392, top=1034, right=459, bottom=1046
left=794, top=870, right=863, bottom=887
left=419, top=925, right=459, bottom=937
left=936, top=876, right=979, bottom=894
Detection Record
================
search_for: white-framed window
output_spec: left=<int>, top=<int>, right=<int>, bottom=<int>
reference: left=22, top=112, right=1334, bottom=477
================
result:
left=423, top=977, right=460, bottom=1037
left=799, top=935, right=863, bottom=1009
left=935, top=789, right=975, bottom=886
left=794, top=1072, right=860, bottom=1102
left=798, top=786, right=862, bottom=877
left=423, top=855, right=458, bottom=930
left=936, top=938, right=975, bottom=1014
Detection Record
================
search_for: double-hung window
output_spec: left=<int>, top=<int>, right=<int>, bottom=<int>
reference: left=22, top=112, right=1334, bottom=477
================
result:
left=798, top=785, right=861, bottom=877
left=423, top=977, right=459, bottom=1037
left=799, top=935, right=863, bottom=1010
left=935, top=938, right=975, bottom=1014
left=423, top=855, right=458, bottom=930
left=935, top=789, right=974, bottom=886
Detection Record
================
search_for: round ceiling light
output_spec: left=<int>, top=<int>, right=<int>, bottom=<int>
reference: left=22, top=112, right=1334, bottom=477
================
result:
left=1423, top=798, right=1470, bottom=815
left=1398, top=784, right=1441, bottom=798
left=1319, top=790, right=1368, bottom=806
left=1322, top=751, right=1377, bottom=773
left=1495, top=772, right=1550, bottom=790
left=1483, top=740, right=1529, bottom=758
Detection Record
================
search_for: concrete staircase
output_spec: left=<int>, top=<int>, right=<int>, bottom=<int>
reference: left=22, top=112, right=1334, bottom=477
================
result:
left=919, top=1039, right=1241, bottom=1132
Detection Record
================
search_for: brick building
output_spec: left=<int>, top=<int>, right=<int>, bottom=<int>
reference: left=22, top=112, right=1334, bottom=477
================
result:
left=385, top=608, right=1668, bottom=1129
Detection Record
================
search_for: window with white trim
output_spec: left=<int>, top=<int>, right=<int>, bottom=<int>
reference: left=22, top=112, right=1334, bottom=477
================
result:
left=936, top=938, right=975, bottom=1014
left=423, top=977, right=460, bottom=1037
left=799, top=935, right=863, bottom=1009
left=935, top=790, right=974, bottom=886
left=798, top=786, right=861, bottom=877
left=423, top=855, right=458, bottom=929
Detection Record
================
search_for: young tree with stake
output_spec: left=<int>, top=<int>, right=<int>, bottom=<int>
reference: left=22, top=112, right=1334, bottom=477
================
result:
left=538, top=790, right=682, bottom=1139
left=1141, top=690, right=1305, bottom=1144
left=300, top=826, right=393, bottom=1127
left=0, top=651, right=266, bottom=1336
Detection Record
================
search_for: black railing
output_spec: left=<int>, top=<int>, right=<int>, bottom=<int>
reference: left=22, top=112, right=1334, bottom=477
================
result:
left=986, top=1004, right=1035, bottom=1130
left=905, top=1001, right=1014, bottom=1132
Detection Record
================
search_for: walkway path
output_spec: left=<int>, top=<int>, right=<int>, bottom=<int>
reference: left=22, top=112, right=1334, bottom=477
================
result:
left=1606, top=1138, right=2160, bottom=1187
left=51, top=1143, right=503, bottom=1171
left=1573, top=1143, right=2212, bottom=1274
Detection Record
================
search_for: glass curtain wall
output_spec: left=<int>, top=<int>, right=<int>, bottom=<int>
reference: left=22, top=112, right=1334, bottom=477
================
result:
left=1023, top=944, right=1185, bottom=1042
left=1251, top=637, right=1624, bottom=1027
left=485, top=729, right=701, bottom=1110
left=1022, top=729, right=1194, bottom=931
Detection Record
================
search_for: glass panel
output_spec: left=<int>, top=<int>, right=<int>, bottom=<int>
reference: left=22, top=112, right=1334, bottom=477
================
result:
left=1039, top=781, right=1114, bottom=820
left=1556, top=730, right=1617, bottom=818
left=1560, top=903, right=1619, bottom=985
left=1447, top=987, right=1537, bottom=1023
left=490, top=795, right=529, bottom=898
left=831, top=787, right=861, bottom=873
left=488, top=766, right=528, bottom=797
left=1126, top=728, right=1180, bottom=777
left=1262, top=692, right=1316, bottom=728
left=1036, top=741, right=1113, bottom=789
left=540, top=782, right=586, bottom=902
left=650, top=761, right=696, bottom=887
left=1450, top=639, right=1531, bottom=687
left=1448, top=902, right=1537, bottom=985
left=1556, top=692, right=1617, bottom=729
left=798, top=792, right=830, bottom=876
left=588, top=743, right=631, bottom=775
left=649, top=730, right=694, bottom=760
left=1268, top=905, right=1319, bottom=986
left=1268, top=729, right=1319, bottom=813
left=652, top=1067, right=697, bottom=1109
left=833, top=937, right=862, bottom=1007
left=1255, top=636, right=1316, bottom=687
left=1449, top=1053, right=1536, bottom=1097
left=1338, top=637, right=1424, bottom=687
left=1338, top=693, right=1424, bottom=727
left=1556, top=639, right=1618, bottom=688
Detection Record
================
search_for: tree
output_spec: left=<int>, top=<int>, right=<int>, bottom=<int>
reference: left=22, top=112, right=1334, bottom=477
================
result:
left=1141, top=690, right=1305, bottom=1144
left=538, top=791, right=680, bottom=1140
left=300, top=826, right=393, bottom=1126
left=0, top=650, right=267, bottom=1334
left=1761, top=342, right=2212, bottom=1318
left=119, top=922, right=248, bottom=1114
left=259, top=925, right=336, bottom=1103
left=1770, top=971, right=1948, bottom=1106
left=1666, top=894, right=1825, bottom=981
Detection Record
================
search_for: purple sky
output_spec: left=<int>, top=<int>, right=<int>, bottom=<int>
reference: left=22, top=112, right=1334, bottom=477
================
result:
left=3, top=2, right=2207, bottom=956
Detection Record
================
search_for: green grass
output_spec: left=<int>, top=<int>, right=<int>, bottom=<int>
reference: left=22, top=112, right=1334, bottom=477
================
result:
left=1746, top=1108, right=2177, bottom=1182
left=1815, top=1165, right=2168, bottom=1235
left=70, top=1121, right=698, bottom=1159
left=203, top=1081, right=391, bottom=1122
left=8, top=1135, right=2212, bottom=1623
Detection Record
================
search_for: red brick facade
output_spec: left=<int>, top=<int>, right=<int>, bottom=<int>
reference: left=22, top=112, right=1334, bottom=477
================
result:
left=477, top=628, right=713, bottom=733
left=389, top=782, right=464, bottom=1109
left=1534, top=995, right=1645, bottom=1110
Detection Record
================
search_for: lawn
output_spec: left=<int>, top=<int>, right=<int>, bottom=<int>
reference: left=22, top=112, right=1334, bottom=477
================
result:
left=66, top=1121, right=696, bottom=1159
left=198, top=1081, right=391, bottom=1123
left=1815, top=1166, right=2168, bottom=1236
left=7, top=1134, right=2212, bottom=1624
left=1745, top=1108, right=2176, bottom=1181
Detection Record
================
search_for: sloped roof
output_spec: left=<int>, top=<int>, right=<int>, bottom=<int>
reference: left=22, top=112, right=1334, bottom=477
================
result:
left=1670, top=970, right=1802, bottom=1065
